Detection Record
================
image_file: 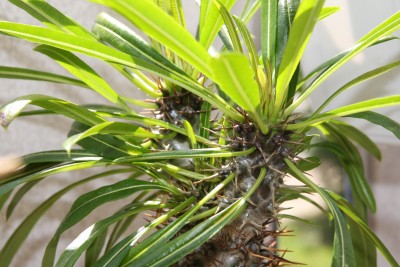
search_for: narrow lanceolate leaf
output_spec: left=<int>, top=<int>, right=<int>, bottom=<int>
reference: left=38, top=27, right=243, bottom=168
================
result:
left=288, top=95, right=400, bottom=130
left=286, top=159, right=356, bottom=267
left=0, top=169, right=133, bottom=267
left=211, top=53, right=266, bottom=133
left=93, top=13, right=183, bottom=75
left=329, top=192, right=400, bottom=267
left=34, top=45, right=124, bottom=106
left=0, top=161, right=108, bottom=199
left=199, top=0, right=236, bottom=50
left=56, top=201, right=166, bottom=267
left=95, top=197, right=195, bottom=267
left=213, top=0, right=243, bottom=53
left=9, top=0, right=93, bottom=38
left=330, top=120, right=381, bottom=160
left=0, top=66, right=88, bottom=87
left=348, top=111, right=400, bottom=140
left=127, top=169, right=266, bottom=267
left=0, top=22, right=242, bottom=121
left=0, top=94, right=104, bottom=128
left=68, top=121, right=145, bottom=159
left=127, top=199, right=246, bottom=267
left=64, top=121, right=162, bottom=154
left=261, top=0, right=278, bottom=70
left=91, top=0, right=212, bottom=78
left=276, top=0, right=300, bottom=71
left=286, top=10, right=400, bottom=115
left=115, top=147, right=256, bottom=163
left=43, top=179, right=175, bottom=267
left=319, top=6, right=341, bottom=21
left=273, top=0, right=324, bottom=121
left=122, top=172, right=236, bottom=266
left=314, top=60, right=400, bottom=114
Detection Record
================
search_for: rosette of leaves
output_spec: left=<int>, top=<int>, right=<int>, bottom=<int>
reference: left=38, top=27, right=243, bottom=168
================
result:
left=1, top=0, right=400, bottom=266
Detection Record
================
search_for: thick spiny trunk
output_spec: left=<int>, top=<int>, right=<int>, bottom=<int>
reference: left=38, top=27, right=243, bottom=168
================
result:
left=155, top=90, right=292, bottom=266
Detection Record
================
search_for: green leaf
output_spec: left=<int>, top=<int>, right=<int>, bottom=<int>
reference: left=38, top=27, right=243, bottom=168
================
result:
left=329, top=192, right=399, bottom=267
left=261, top=0, right=278, bottom=70
left=95, top=197, right=196, bottom=267
left=286, top=11, right=400, bottom=115
left=64, top=121, right=162, bottom=154
left=68, top=121, right=144, bottom=159
left=34, top=45, right=126, bottom=107
left=115, top=147, right=256, bottom=163
left=126, top=168, right=266, bottom=266
left=0, top=66, right=88, bottom=87
left=314, top=60, right=400, bottom=115
left=127, top=198, right=246, bottom=267
left=91, top=0, right=212, bottom=78
left=43, top=178, right=174, bottom=267
left=348, top=111, right=400, bottom=140
left=275, top=0, right=300, bottom=71
left=319, top=6, right=341, bottom=21
left=199, top=0, right=236, bottom=50
left=273, top=0, right=324, bottom=120
left=0, top=94, right=104, bottom=128
left=288, top=95, right=400, bottom=130
left=0, top=22, right=242, bottom=121
left=92, top=13, right=183, bottom=75
left=296, top=36, right=399, bottom=91
left=317, top=124, right=376, bottom=212
left=211, top=53, right=265, bottom=132
left=9, top=0, right=93, bottom=38
left=56, top=201, right=166, bottom=267
left=212, top=0, right=242, bottom=53
left=286, top=159, right=356, bottom=267
left=330, top=120, right=381, bottom=160
left=0, top=161, right=109, bottom=199
left=0, top=169, right=133, bottom=267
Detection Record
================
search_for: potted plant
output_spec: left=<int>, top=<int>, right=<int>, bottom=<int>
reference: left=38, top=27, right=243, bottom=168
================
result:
left=1, top=0, right=399, bottom=266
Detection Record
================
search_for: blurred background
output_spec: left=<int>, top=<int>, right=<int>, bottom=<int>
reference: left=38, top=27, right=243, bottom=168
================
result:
left=1, top=0, right=399, bottom=266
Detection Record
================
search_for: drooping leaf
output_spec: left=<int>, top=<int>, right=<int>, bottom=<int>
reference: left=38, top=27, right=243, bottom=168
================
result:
left=329, top=192, right=399, bottom=267
left=64, top=121, right=164, bottom=154
left=0, top=66, right=88, bottom=87
left=95, top=197, right=196, bottom=267
left=348, top=111, right=400, bottom=140
left=286, top=159, right=356, bottom=267
left=43, top=178, right=176, bottom=267
left=34, top=45, right=126, bottom=105
left=0, top=94, right=104, bottom=128
left=56, top=201, right=167, bottom=267
left=68, top=121, right=144, bottom=159
left=0, top=168, right=135, bottom=267
left=330, top=120, right=381, bottom=160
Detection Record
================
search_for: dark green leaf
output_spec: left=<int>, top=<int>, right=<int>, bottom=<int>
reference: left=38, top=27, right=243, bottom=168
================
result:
left=348, top=111, right=400, bottom=140
left=0, top=66, right=88, bottom=87
left=286, top=159, right=356, bottom=267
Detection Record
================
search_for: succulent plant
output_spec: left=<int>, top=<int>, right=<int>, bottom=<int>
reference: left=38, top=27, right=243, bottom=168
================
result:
left=1, top=0, right=400, bottom=266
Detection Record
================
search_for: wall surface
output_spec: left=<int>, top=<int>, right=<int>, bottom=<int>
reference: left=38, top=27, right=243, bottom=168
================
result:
left=1, top=1, right=400, bottom=266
